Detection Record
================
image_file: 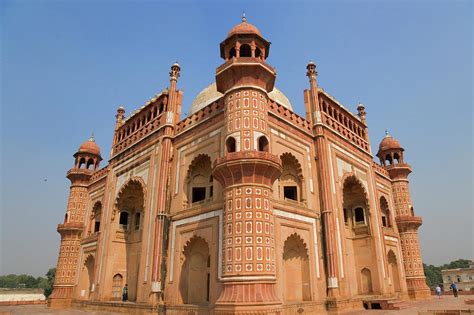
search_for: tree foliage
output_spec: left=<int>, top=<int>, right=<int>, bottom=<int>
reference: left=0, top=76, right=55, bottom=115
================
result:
left=0, top=267, right=56, bottom=298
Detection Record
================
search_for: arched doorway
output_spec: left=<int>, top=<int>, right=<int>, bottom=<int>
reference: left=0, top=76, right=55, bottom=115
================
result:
left=84, top=255, right=95, bottom=297
left=179, top=236, right=210, bottom=305
left=112, top=274, right=123, bottom=301
left=282, top=233, right=311, bottom=302
left=388, top=250, right=401, bottom=293
left=360, top=268, right=373, bottom=294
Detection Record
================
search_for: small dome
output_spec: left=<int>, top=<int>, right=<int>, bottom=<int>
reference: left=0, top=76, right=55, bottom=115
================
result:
left=228, top=16, right=262, bottom=37
left=378, top=132, right=402, bottom=152
left=189, top=82, right=293, bottom=115
left=78, top=136, right=101, bottom=156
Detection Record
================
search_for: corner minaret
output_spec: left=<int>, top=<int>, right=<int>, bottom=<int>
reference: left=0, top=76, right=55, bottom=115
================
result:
left=212, top=16, right=282, bottom=313
left=49, top=136, right=102, bottom=307
left=150, top=62, right=181, bottom=303
left=377, top=132, right=430, bottom=299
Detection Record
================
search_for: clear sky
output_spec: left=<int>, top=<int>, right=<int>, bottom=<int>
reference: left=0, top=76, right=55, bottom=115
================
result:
left=1, top=1, right=472, bottom=277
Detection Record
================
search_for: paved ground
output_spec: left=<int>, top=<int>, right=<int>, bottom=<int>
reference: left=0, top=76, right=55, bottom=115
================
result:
left=0, top=296, right=472, bottom=314
left=0, top=304, right=122, bottom=315
left=345, top=296, right=473, bottom=314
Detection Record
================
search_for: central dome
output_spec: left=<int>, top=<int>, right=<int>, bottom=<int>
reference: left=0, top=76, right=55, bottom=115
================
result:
left=189, top=83, right=293, bottom=115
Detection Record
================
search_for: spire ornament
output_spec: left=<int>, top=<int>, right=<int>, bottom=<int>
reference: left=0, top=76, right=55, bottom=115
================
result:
left=242, top=12, right=247, bottom=23
left=169, top=62, right=181, bottom=81
left=357, top=102, right=367, bottom=124
left=306, top=60, right=317, bottom=80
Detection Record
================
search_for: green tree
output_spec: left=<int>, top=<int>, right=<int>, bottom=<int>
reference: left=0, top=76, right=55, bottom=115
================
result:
left=43, top=268, right=56, bottom=298
left=423, top=264, right=442, bottom=288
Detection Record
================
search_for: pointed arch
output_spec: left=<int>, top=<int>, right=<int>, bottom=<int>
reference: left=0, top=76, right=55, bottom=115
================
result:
left=387, top=250, right=401, bottom=293
left=279, top=153, right=304, bottom=202
left=282, top=233, right=311, bottom=302
left=379, top=196, right=391, bottom=228
left=186, top=154, right=213, bottom=204
left=180, top=236, right=211, bottom=305
left=341, top=173, right=370, bottom=227
left=89, top=201, right=102, bottom=235
left=113, top=177, right=146, bottom=221
left=359, top=267, right=373, bottom=294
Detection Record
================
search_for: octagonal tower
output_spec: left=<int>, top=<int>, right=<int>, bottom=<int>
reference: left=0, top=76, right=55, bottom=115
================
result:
left=377, top=132, right=430, bottom=299
left=212, top=15, right=283, bottom=314
left=49, top=136, right=102, bottom=307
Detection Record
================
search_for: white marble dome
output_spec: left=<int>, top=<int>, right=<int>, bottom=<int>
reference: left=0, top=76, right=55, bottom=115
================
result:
left=189, top=82, right=293, bottom=115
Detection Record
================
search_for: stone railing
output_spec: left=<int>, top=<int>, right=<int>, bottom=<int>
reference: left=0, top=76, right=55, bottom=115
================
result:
left=90, top=166, right=109, bottom=182
left=214, top=151, right=281, bottom=167
left=216, top=57, right=275, bottom=74
left=175, top=100, right=224, bottom=134
left=372, top=161, right=389, bottom=177
left=322, top=111, right=369, bottom=152
left=113, top=112, right=166, bottom=155
left=268, top=101, right=312, bottom=133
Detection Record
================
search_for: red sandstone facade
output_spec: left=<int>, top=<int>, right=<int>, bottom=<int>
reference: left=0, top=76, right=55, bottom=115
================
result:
left=49, top=17, right=430, bottom=314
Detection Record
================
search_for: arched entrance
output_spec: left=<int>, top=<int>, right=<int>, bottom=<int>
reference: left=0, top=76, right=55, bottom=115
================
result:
left=84, top=255, right=95, bottom=297
left=179, top=236, right=210, bottom=305
left=114, top=178, right=145, bottom=302
left=388, top=250, right=401, bottom=293
left=282, top=233, right=311, bottom=302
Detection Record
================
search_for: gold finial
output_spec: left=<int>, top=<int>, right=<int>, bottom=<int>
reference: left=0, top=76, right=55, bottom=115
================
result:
left=385, top=129, right=390, bottom=137
left=242, top=12, right=247, bottom=23
left=89, top=133, right=95, bottom=142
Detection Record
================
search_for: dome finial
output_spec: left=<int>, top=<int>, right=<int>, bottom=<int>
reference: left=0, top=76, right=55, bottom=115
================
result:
left=385, top=129, right=390, bottom=137
left=89, top=133, right=95, bottom=142
left=242, top=12, right=247, bottom=23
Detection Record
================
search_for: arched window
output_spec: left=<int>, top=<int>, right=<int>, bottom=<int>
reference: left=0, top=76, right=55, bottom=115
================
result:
left=119, top=212, right=129, bottom=230
left=134, top=212, right=141, bottom=230
left=255, top=47, right=261, bottom=58
left=91, top=202, right=102, bottom=234
left=79, top=158, right=86, bottom=169
left=159, top=103, right=164, bottom=114
left=354, top=207, right=365, bottom=225
left=187, top=155, right=213, bottom=205
left=342, top=176, right=370, bottom=232
left=229, top=47, right=236, bottom=58
left=394, top=152, right=400, bottom=164
left=385, top=154, right=393, bottom=165
left=343, top=208, right=351, bottom=226
left=226, top=137, right=236, bottom=153
left=87, top=159, right=95, bottom=170
left=258, top=136, right=269, bottom=152
left=240, top=44, right=251, bottom=57
left=380, top=196, right=391, bottom=228
left=279, top=153, right=303, bottom=202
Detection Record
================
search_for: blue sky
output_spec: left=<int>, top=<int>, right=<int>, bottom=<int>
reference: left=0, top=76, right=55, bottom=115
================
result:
left=1, top=1, right=472, bottom=276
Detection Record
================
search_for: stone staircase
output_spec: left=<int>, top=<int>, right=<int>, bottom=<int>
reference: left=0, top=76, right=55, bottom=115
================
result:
left=362, top=297, right=409, bottom=310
